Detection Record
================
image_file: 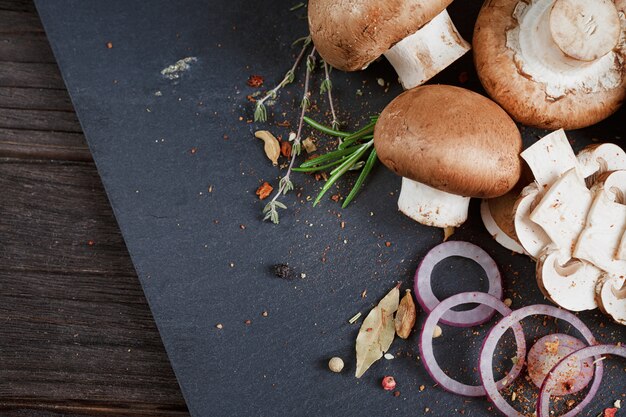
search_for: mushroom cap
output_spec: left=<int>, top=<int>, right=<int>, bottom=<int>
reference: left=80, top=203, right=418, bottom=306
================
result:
left=308, top=0, right=452, bottom=71
left=374, top=85, right=522, bottom=198
left=473, top=0, right=626, bottom=130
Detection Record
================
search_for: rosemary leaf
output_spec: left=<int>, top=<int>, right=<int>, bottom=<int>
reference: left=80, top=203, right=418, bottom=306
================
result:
left=298, top=145, right=359, bottom=168
left=342, top=148, right=378, bottom=208
left=304, top=117, right=350, bottom=138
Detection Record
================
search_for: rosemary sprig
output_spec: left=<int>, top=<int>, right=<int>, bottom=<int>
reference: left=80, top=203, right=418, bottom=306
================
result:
left=254, top=36, right=311, bottom=123
left=321, top=61, right=340, bottom=131
left=295, top=118, right=379, bottom=207
left=263, top=46, right=317, bottom=223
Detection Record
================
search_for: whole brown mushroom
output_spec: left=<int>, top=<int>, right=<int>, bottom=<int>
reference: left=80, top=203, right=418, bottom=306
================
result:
left=473, top=0, right=626, bottom=129
left=374, top=85, right=522, bottom=228
left=308, top=0, right=470, bottom=89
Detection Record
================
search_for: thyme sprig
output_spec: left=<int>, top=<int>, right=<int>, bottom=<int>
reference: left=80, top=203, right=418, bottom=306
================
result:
left=321, top=61, right=340, bottom=131
left=296, top=117, right=379, bottom=208
left=254, top=36, right=311, bottom=123
left=263, top=46, right=317, bottom=223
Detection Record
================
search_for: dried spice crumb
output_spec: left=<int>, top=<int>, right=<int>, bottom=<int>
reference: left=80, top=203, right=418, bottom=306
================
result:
left=604, top=408, right=618, bottom=417
left=504, top=298, right=513, bottom=307
left=256, top=182, right=273, bottom=200
left=331, top=194, right=340, bottom=202
left=272, top=263, right=295, bottom=279
left=385, top=241, right=392, bottom=247
left=244, top=320, right=251, bottom=325
left=280, top=141, right=292, bottom=158
left=381, top=376, right=396, bottom=391
left=106, top=42, right=113, bottom=49
left=262, top=311, right=268, bottom=317
left=393, top=391, right=401, bottom=397
left=87, top=240, right=95, bottom=246
left=247, top=75, right=264, bottom=87
left=215, top=323, right=223, bottom=329
left=432, top=325, right=443, bottom=338
left=419, top=385, right=425, bottom=391
left=190, top=147, right=197, bottom=154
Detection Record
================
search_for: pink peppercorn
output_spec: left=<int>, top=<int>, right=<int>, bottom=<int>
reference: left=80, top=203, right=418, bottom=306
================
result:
left=382, top=376, right=396, bottom=391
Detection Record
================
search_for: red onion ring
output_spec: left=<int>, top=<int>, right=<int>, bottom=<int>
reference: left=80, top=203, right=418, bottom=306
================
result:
left=527, top=334, right=594, bottom=396
left=478, top=304, right=602, bottom=417
left=414, top=241, right=502, bottom=327
left=538, top=344, right=626, bottom=417
left=419, top=292, right=526, bottom=397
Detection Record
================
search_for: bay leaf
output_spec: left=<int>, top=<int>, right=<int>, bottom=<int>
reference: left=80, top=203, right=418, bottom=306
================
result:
left=355, top=286, right=400, bottom=378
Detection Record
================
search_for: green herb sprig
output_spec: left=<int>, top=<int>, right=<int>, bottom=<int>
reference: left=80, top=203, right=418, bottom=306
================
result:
left=295, top=117, right=379, bottom=208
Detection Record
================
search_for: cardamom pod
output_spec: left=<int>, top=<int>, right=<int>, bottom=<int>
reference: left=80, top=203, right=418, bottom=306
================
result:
left=395, top=289, right=416, bottom=339
left=255, top=130, right=281, bottom=166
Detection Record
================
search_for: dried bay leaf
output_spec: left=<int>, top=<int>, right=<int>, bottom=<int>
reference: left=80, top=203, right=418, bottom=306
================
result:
left=395, top=289, right=417, bottom=339
left=355, top=285, right=400, bottom=378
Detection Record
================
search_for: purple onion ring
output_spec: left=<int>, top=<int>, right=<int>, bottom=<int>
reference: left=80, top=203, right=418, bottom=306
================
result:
left=415, top=241, right=503, bottom=327
left=537, top=344, right=626, bottom=417
left=420, top=292, right=526, bottom=397
left=479, top=304, right=603, bottom=417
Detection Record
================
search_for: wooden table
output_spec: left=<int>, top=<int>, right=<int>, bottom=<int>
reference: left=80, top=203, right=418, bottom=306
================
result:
left=0, top=1, right=189, bottom=415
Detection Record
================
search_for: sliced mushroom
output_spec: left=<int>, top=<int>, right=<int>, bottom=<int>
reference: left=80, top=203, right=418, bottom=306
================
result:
left=573, top=171, right=626, bottom=275
left=520, top=129, right=580, bottom=190
left=596, top=274, right=626, bottom=325
left=374, top=85, right=522, bottom=228
left=529, top=168, right=592, bottom=258
left=618, top=230, right=626, bottom=261
left=480, top=188, right=526, bottom=254
left=309, top=0, right=470, bottom=89
left=577, top=143, right=626, bottom=181
left=513, top=183, right=552, bottom=259
left=536, top=248, right=602, bottom=311
left=473, top=0, right=626, bottom=129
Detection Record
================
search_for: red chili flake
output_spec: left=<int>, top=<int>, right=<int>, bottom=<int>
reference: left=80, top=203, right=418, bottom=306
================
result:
left=190, top=147, right=197, bottom=154
left=458, top=71, right=469, bottom=83
left=331, top=194, right=340, bottom=202
left=366, top=328, right=373, bottom=332
left=276, top=120, right=291, bottom=128
left=393, top=391, right=400, bottom=397
left=246, top=95, right=257, bottom=102
left=604, top=408, right=618, bottom=417
left=256, top=182, right=273, bottom=200
left=385, top=241, right=392, bottom=247
left=244, top=320, right=251, bottom=325
left=247, top=75, right=264, bottom=88
left=87, top=240, right=95, bottom=246
left=280, top=141, right=292, bottom=158
left=106, top=42, right=113, bottom=49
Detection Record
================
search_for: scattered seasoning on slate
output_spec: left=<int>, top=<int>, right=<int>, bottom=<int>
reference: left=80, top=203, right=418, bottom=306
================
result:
left=247, top=75, right=264, bottom=88
left=381, top=376, right=396, bottom=391
left=215, top=323, right=223, bottom=329
left=393, top=391, right=400, bottom=397
left=256, top=182, right=273, bottom=200
left=106, top=42, right=113, bottom=49
left=604, top=408, right=618, bottom=417
left=87, top=240, right=95, bottom=246
left=262, top=311, right=268, bottom=317
left=271, top=263, right=295, bottom=279
left=244, top=320, right=251, bottom=325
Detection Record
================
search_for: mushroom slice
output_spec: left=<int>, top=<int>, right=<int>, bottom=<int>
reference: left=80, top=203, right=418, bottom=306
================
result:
left=529, top=168, right=592, bottom=258
left=309, top=0, right=470, bottom=89
left=399, top=178, right=470, bottom=228
left=383, top=10, right=471, bottom=89
left=520, top=129, right=580, bottom=190
left=537, top=249, right=601, bottom=311
left=596, top=274, right=626, bottom=325
left=480, top=190, right=526, bottom=254
left=513, top=183, right=551, bottom=259
left=573, top=171, right=626, bottom=275
left=473, top=0, right=626, bottom=129
left=618, top=231, right=626, bottom=261
left=577, top=143, right=626, bottom=181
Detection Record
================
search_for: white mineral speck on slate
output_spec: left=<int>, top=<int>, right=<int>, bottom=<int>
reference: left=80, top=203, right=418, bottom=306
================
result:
left=161, top=57, right=197, bottom=80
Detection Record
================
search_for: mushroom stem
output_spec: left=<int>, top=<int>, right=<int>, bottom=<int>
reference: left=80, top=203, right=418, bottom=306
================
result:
left=383, top=10, right=470, bottom=89
left=612, top=279, right=626, bottom=300
left=507, top=0, right=623, bottom=99
left=398, top=178, right=470, bottom=228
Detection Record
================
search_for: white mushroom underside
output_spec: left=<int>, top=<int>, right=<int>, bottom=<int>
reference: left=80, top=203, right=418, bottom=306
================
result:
left=398, top=178, right=470, bottom=228
left=514, top=183, right=552, bottom=259
left=577, top=143, right=626, bottom=179
left=505, top=0, right=625, bottom=100
left=538, top=249, right=601, bottom=311
left=530, top=168, right=592, bottom=257
left=597, top=275, right=626, bottom=324
left=383, top=9, right=471, bottom=90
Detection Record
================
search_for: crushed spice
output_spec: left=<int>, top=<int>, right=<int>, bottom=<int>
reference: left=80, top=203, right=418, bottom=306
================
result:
left=256, top=182, right=273, bottom=200
left=271, top=263, right=295, bottom=280
left=247, top=75, right=264, bottom=88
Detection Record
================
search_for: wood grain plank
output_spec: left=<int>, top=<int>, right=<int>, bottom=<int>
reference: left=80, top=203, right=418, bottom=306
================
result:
left=0, top=62, right=65, bottom=89
left=0, top=108, right=81, bottom=132
left=0, top=128, right=91, bottom=161
left=0, top=160, right=134, bottom=275
left=0, top=33, right=55, bottom=63
left=0, top=160, right=188, bottom=415
left=0, top=0, right=36, bottom=13
left=0, top=10, right=43, bottom=33
left=1, top=401, right=188, bottom=417
left=0, top=87, right=73, bottom=111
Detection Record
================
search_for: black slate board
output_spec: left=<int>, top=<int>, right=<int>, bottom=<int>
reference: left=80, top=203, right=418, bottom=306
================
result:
left=35, top=1, right=625, bottom=416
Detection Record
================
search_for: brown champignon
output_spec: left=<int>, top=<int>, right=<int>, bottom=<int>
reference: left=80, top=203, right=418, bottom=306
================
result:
left=374, top=85, right=522, bottom=227
left=308, top=0, right=470, bottom=89
left=473, top=0, right=626, bottom=130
